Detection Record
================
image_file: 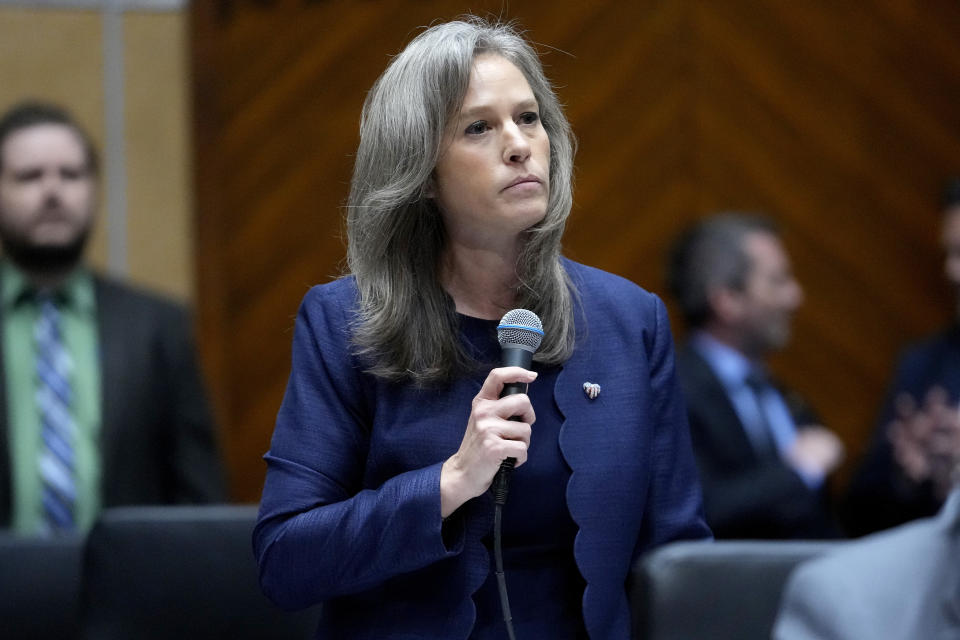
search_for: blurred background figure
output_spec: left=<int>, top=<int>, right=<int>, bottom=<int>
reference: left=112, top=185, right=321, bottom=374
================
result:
left=843, top=178, right=960, bottom=537
left=0, top=100, right=225, bottom=536
left=774, top=451, right=960, bottom=639
left=667, top=213, right=845, bottom=539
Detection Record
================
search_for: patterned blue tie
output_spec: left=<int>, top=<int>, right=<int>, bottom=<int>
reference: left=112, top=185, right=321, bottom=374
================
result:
left=34, top=294, right=76, bottom=534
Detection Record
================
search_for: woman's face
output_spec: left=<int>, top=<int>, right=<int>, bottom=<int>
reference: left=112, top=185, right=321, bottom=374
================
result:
left=432, top=54, right=550, bottom=249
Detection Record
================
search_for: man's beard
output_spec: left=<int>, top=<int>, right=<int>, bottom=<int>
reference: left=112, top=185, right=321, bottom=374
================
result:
left=0, top=223, right=90, bottom=277
left=741, top=317, right=792, bottom=359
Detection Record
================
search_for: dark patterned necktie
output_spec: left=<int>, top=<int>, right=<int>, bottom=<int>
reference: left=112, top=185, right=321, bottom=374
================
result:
left=744, top=369, right=778, bottom=458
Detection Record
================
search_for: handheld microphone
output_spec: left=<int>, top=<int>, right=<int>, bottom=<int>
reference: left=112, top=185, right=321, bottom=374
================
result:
left=492, top=309, right=544, bottom=505
left=491, top=309, right=543, bottom=640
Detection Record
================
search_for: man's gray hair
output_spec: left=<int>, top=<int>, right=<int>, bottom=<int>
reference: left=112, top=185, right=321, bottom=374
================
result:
left=667, top=213, right=779, bottom=329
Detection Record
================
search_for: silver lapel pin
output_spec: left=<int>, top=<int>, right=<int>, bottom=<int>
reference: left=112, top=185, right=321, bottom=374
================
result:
left=582, top=382, right=601, bottom=400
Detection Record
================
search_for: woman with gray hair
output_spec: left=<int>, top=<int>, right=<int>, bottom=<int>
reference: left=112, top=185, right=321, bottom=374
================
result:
left=254, top=16, right=709, bottom=639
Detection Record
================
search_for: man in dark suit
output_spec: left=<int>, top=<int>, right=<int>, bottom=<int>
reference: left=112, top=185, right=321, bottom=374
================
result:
left=843, top=178, right=960, bottom=536
left=0, top=101, right=225, bottom=535
left=667, top=213, right=844, bottom=539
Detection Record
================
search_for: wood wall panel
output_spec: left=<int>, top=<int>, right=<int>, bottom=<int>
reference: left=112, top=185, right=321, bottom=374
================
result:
left=688, top=3, right=960, bottom=485
left=192, top=0, right=960, bottom=501
left=0, top=9, right=195, bottom=301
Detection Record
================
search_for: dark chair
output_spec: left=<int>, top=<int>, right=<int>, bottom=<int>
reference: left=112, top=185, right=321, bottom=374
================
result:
left=0, top=532, right=84, bottom=639
left=79, top=504, right=321, bottom=639
left=630, top=540, right=841, bottom=640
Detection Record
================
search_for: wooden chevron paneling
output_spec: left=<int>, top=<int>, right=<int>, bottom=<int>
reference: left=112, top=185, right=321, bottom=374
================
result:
left=687, top=2, right=960, bottom=482
left=192, top=0, right=960, bottom=500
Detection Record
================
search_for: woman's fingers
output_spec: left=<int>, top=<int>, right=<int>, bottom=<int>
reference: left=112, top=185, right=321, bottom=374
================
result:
left=475, top=366, right=538, bottom=401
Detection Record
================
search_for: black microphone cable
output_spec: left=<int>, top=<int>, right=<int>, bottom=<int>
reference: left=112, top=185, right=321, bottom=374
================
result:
left=492, top=309, right=544, bottom=640
left=492, top=464, right=515, bottom=640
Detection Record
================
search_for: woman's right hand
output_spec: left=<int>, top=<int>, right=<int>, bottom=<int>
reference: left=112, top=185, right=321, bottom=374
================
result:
left=439, top=366, right=537, bottom=518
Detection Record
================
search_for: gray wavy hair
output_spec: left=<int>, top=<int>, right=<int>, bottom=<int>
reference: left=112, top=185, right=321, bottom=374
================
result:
left=346, top=16, right=577, bottom=385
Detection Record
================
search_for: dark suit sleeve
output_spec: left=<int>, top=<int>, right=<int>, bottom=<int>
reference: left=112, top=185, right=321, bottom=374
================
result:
left=158, top=303, right=227, bottom=503
left=687, top=411, right=826, bottom=538
left=842, top=347, right=942, bottom=536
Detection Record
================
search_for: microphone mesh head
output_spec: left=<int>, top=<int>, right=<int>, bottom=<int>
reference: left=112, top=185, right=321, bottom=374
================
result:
left=497, top=308, right=544, bottom=352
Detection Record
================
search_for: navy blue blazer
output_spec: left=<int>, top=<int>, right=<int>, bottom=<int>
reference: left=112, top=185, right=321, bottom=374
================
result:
left=253, top=260, right=710, bottom=638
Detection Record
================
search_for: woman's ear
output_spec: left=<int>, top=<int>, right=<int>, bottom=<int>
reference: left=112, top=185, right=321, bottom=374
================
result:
left=423, top=175, right=436, bottom=199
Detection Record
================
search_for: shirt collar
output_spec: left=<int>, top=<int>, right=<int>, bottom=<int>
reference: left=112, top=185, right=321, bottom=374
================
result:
left=691, top=331, right=757, bottom=388
left=1, top=261, right=95, bottom=314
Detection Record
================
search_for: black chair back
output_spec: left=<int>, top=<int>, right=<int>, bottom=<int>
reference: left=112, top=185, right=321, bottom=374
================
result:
left=79, top=504, right=321, bottom=639
left=0, top=532, right=84, bottom=639
left=630, top=540, right=839, bottom=640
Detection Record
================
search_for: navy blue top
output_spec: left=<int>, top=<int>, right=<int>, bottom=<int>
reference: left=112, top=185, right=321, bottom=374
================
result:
left=458, top=315, right=585, bottom=638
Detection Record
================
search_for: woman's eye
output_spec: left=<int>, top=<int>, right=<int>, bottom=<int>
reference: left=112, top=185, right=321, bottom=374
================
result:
left=465, top=121, right=488, bottom=135
left=519, top=112, right=539, bottom=125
